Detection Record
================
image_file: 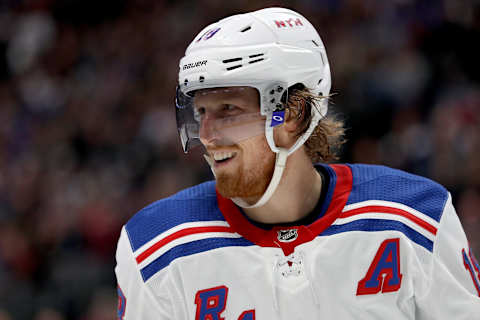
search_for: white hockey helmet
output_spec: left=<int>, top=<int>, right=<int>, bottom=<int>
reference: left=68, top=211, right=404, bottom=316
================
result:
left=176, top=7, right=331, bottom=207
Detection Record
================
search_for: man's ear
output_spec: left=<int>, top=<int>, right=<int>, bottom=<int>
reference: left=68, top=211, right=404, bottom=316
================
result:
left=283, top=99, right=305, bottom=133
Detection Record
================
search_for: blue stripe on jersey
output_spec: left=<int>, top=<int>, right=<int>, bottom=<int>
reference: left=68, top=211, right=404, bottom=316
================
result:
left=140, top=237, right=254, bottom=281
left=126, top=181, right=225, bottom=252
left=316, top=164, right=337, bottom=219
left=321, top=219, right=433, bottom=252
left=346, top=164, right=448, bottom=223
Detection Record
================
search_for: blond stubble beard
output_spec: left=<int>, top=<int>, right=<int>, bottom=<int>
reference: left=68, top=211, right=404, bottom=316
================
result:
left=214, top=139, right=276, bottom=200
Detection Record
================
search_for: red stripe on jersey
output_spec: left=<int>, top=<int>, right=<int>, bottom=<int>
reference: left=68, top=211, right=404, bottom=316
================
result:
left=136, top=226, right=234, bottom=264
left=341, top=205, right=437, bottom=235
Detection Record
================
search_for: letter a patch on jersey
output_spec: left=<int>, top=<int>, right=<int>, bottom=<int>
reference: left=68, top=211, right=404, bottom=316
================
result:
left=357, top=238, right=403, bottom=295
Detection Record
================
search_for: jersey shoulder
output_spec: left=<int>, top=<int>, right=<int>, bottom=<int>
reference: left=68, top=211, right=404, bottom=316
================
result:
left=125, top=180, right=225, bottom=252
left=346, top=164, right=449, bottom=223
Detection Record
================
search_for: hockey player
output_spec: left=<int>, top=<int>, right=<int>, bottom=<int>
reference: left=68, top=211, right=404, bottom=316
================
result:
left=115, top=7, right=480, bottom=319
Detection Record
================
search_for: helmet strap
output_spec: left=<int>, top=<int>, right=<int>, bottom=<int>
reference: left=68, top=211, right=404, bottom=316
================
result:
left=203, top=154, right=216, bottom=177
left=232, top=148, right=288, bottom=208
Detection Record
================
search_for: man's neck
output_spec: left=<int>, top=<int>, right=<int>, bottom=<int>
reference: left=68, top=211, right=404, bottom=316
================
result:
left=242, top=149, right=323, bottom=224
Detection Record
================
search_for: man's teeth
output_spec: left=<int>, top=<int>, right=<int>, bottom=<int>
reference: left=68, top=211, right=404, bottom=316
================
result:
left=213, top=152, right=235, bottom=161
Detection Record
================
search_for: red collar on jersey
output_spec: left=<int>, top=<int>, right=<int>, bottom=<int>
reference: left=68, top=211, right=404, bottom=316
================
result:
left=216, top=164, right=353, bottom=256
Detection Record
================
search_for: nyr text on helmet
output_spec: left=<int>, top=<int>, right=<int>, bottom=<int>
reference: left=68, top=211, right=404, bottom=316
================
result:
left=274, top=18, right=303, bottom=28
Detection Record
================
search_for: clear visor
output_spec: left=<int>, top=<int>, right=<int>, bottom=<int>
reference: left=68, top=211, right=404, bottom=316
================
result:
left=175, top=86, right=267, bottom=152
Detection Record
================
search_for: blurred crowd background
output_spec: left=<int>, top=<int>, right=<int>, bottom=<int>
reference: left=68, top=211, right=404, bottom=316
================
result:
left=0, top=0, right=479, bottom=319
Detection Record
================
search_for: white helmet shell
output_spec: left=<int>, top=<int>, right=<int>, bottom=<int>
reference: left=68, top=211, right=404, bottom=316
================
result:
left=178, top=7, right=331, bottom=155
left=177, top=7, right=331, bottom=208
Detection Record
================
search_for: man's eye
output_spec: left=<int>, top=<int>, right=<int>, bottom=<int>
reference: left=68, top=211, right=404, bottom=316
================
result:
left=223, top=104, right=237, bottom=112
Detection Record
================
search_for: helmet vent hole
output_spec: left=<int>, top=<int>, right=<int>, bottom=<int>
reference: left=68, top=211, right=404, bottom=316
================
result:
left=223, top=57, right=242, bottom=63
left=312, top=40, right=319, bottom=47
left=240, top=25, right=252, bottom=32
left=318, top=79, right=323, bottom=85
left=199, top=76, right=205, bottom=83
left=248, top=53, right=265, bottom=65
left=226, top=65, right=242, bottom=71
left=249, top=58, right=264, bottom=64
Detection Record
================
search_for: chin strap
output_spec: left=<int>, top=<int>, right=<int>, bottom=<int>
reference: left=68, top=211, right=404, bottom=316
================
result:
left=232, top=148, right=288, bottom=208
left=203, top=154, right=216, bottom=178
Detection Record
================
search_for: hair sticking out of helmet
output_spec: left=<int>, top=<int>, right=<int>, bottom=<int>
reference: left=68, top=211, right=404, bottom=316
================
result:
left=286, top=86, right=346, bottom=163
left=176, top=7, right=332, bottom=208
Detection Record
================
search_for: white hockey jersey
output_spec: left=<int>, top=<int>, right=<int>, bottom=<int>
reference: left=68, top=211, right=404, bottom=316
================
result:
left=115, top=164, right=480, bottom=319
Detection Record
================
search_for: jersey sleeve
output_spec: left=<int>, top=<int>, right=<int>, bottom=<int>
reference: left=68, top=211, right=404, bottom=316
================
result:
left=115, top=226, right=172, bottom=320
left=415, top=193, right=480, bottom=319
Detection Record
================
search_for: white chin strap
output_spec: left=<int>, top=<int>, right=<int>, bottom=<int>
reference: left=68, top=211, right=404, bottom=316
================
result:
left=231, top=147, right=288, bottom=208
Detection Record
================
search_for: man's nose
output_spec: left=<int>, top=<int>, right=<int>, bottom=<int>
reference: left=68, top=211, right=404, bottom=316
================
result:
left=199, top=115, right=219, bottom=145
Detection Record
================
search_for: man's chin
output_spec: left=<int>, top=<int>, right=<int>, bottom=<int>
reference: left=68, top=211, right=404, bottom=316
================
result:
left=215, top=174, right=266, bottom=200
left=216, top=186, right=263, bottom=201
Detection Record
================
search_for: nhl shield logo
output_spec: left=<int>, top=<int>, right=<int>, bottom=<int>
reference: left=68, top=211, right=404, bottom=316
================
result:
left=277, top=229, right=298, bottom=243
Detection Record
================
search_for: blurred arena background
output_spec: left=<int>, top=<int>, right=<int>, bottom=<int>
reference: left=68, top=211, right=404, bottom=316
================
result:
left=0, top=0, right=479, bottom=319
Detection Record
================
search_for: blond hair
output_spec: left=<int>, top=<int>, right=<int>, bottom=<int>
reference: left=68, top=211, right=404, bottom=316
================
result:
left=285, top=85, right=346, bottom=163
